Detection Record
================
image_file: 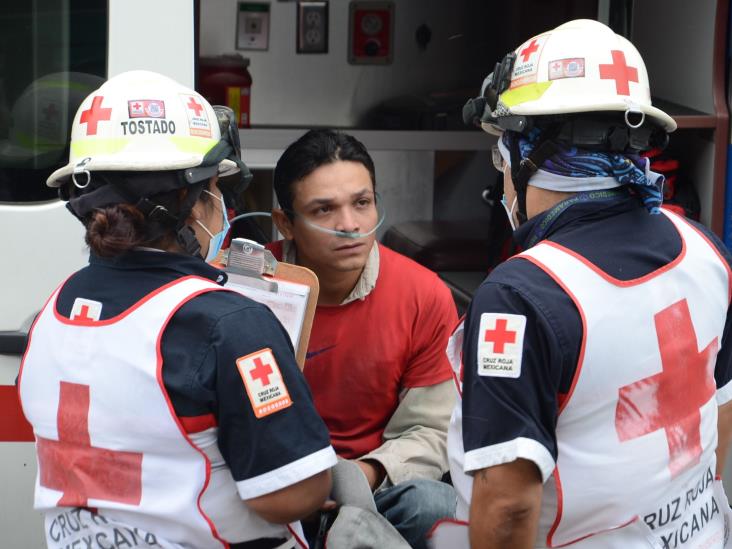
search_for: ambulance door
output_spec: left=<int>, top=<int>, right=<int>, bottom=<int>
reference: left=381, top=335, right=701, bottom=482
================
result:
left=0, top=1, right=194, bottom=546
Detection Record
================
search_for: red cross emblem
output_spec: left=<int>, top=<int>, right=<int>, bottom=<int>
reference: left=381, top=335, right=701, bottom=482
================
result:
left=187, top=97, right=204, bottom=116
left=520, top=39, right=540, bottom=62
left=615, top=299, right=717, bottom=477
left=599, top=50, right=639, bottom=96
left=71, top=304, right=97, bottom=324
left=36, top=382, right=143, bottom=506
left=79, top=96, right=112, bottom=136
left=250, top=357, right=274, bottom=385
left=484, top=318, right=517, bottom=354
left=43, top=103, right=59, bottom=121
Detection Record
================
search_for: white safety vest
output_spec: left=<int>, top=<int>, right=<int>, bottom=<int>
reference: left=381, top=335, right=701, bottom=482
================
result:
left=436, top=211, right=732, bottom=549
left=19, top=276, right=305, bottom=549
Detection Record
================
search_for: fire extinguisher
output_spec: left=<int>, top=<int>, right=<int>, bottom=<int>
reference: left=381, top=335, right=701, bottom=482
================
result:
left=198, top=54, right=252, bottom=128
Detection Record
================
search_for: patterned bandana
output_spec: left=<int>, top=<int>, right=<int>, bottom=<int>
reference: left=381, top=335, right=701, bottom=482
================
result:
left=500, top=129, right=665, bottom=214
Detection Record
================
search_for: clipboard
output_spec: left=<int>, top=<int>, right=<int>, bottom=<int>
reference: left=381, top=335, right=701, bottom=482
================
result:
left=216, top=238, right=318, bottom=370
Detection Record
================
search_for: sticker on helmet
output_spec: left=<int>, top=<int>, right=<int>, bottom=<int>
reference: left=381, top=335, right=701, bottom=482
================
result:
left=510, top=34, right=549, bottom=89
left=180, top=94, right=212, bottom=138
left=119, top=120, right=176, bottom=135
left=79, top=96, right=112, bottom=136
left=128, top=100, right=166, bottom=119
left=39, top=101, right=62, bottom=140
left=548, top=58, right=585, bottom=80
left=599, top=50, right=639, bottom=96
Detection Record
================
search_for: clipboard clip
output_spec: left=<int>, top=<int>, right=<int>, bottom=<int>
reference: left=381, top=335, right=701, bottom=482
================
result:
left=225, top=238, right=279, bottom=292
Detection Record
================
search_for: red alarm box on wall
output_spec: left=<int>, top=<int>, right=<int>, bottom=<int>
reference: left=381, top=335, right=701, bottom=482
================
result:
left=198, top=54, right=252, bottom=128
left=348, top=1, right=394, bottom=65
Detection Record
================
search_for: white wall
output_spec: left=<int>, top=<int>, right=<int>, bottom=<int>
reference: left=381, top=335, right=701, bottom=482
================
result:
left=200, top=0, right=476, bottom=127
left=109, top=0, right=196, bottom=86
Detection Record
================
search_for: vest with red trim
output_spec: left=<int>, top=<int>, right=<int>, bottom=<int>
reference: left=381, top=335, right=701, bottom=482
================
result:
left=18, top=276, right=302, bottom=549
left=443, top=210, right=732, bottom=548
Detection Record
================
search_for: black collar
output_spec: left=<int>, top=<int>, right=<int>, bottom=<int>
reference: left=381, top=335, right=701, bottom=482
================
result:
left=514, top=189, right=639, bottom=249
left=89, top=249, right=228, bottom=285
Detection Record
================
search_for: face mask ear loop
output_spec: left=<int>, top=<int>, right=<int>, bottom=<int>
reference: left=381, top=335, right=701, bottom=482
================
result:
left=194, top=219, right=215, bottom=239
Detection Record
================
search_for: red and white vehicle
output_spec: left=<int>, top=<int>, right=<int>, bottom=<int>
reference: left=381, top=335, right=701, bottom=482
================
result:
left=0, top=2, right=196, bottom=545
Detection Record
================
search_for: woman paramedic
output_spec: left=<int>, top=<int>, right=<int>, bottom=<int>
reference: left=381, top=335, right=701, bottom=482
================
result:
left=17, top=70, right=336, bottom=549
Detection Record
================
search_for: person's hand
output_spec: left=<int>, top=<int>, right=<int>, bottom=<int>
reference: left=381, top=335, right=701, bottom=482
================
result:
left=320, top=499, right=337, bottom=511
left=354, top=459, right=386, bottom=491
left=302, top=498, right=337, bottom=525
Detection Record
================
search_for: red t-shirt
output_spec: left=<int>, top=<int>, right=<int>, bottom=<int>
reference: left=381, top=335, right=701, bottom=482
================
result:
left=268, top=241, right=457, bottom=458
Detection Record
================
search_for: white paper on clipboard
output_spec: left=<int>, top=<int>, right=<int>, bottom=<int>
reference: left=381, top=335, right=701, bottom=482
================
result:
left=225, top=272, right=311, bottom=351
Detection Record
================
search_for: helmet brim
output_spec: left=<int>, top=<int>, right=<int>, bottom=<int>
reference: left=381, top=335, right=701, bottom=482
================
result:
left=47, top=158, right=239, bottom=187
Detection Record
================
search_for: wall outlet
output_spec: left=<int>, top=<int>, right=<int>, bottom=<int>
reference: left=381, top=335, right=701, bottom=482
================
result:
left=297, top=1, right=328, bottom=54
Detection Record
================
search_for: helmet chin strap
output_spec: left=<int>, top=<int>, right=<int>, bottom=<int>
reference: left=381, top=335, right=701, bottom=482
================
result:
left=507, top=130, right=560, bottom=225
left=173, top=181, right=206, bottom=257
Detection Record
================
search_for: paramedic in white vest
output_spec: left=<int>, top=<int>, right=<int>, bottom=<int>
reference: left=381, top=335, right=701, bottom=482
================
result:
left=17, top=70, right=336, bottom=549
left=435, top=19, right=732, bottom=549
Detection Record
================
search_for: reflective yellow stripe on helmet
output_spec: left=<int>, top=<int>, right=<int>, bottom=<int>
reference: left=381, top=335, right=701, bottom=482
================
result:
left=71, top=138, right=131, bottom=157
left=71, top=136, right=218, bottom=157
left=169, top=136, right=218, bottom=154
left=500, top=82, right=553, bottom=108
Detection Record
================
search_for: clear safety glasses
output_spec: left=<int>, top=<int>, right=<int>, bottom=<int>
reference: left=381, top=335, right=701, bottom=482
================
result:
left=293, top=191, right=386, bottom=239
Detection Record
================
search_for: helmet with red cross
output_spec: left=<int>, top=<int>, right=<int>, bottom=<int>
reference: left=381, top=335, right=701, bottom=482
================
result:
left=46, top=70, right=248, bottom=188
left=464, top=19, right=676, bottom=147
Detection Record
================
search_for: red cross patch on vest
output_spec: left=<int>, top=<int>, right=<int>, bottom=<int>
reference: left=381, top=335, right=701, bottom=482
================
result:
left=236, top=348, right=292, bottom=418
left=477, top=313, right=527, bottom=378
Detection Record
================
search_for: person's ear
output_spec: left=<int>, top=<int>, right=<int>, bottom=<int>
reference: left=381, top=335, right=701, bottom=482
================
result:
left=272, top=208, right=295, bottom=240
left=189, top=197, right=204, bottom=223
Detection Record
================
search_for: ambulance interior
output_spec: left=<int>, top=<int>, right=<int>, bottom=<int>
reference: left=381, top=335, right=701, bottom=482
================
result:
left=0, top=0, right=729, bottom=545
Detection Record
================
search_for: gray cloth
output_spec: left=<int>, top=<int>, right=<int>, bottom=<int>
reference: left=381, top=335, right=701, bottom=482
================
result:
left=330, top=459, right=376, bottom=512
left=325, top=460, right=410, bottom=549
left=326, top=506, right=411, bottom=549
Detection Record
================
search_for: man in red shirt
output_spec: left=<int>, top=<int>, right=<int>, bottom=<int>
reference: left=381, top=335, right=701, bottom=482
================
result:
left=268, top=129, right=458, bottom=548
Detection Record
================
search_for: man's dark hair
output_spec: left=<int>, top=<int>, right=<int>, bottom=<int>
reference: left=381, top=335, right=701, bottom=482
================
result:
left=273, top=129, right=376, bottom=219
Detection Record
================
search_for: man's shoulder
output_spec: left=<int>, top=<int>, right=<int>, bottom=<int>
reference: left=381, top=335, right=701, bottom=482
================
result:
left=378, top=243, right=443, bottom=283
left=376, top=243, right=455, bottom=304
left=486, top=251, right=548, bottom=286
left=679, top=215, right=732, bottom=266
left=264, top=239, right=284, bottom=260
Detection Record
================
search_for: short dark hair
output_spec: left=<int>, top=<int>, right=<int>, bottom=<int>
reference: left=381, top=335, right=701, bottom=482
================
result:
left=273, top=129, right=375, bottom=218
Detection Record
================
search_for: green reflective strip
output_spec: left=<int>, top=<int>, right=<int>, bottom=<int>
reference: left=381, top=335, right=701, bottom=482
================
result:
left=14, top=131, right=63, bottom=150
left=169, top=136, right=217, bottom=154
left=71, top=138, right=130, bottom=157
left=34, top=80, right=97, bottom=92
left=71, top=136, right=216, bottom=157
left=500, top=82, right=553, bottom=107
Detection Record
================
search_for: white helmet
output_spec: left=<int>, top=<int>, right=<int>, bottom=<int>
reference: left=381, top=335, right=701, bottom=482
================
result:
left=0, top=72, right=104, bottom=169
left=465, top=19, right=676, bottom=143
left=47, top=70, right=243, bottom=187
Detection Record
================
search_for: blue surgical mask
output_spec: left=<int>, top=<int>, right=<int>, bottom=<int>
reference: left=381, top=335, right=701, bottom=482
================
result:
left=195, top=190, right=230, bottom=262
left=500, top=194, right=518, bottom=232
